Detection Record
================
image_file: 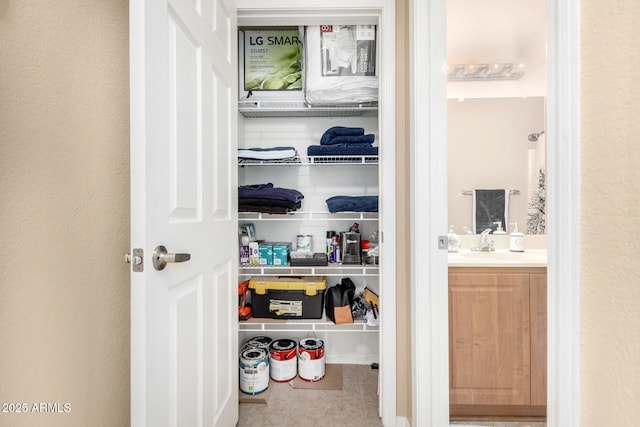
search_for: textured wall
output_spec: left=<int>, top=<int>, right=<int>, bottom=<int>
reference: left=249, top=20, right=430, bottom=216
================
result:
left=0, top=1, right=130, bottom=426
left=581, top=1, right=640, bottom=425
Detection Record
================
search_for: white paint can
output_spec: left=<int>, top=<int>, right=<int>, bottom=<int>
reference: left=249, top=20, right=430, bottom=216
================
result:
left=269, top=339, right=297, bottom=382
left=246, top=336, right=272, bottom=350
left=297, top=338, right=325, bottom=382
left=296, top=234, right=313, bottom=252
left=239, top=346, right=269, bottom=395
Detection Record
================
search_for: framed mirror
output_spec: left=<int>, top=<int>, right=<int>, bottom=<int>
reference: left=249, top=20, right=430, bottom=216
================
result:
left=447, top=0, right=547, bottom=236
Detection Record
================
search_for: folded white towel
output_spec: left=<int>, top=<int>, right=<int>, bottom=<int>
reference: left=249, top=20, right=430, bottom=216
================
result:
left=238, top=146, right=297, bottom=160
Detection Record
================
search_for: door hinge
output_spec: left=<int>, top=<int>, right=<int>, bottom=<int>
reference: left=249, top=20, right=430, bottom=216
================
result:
left=125, top=248, right=144, bottom=272
left=437, top=235, right=449, bottom=250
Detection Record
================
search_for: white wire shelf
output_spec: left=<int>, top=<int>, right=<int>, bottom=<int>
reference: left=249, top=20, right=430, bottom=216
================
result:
left=238, top=264, right=380, bottom=277
left=238, top=211, right=379, bottom=221
left=238, top=101, right=378, bottom=118
left=238, top=316, right=379, bottom=332
left=238, top=154, right=378, bottom=166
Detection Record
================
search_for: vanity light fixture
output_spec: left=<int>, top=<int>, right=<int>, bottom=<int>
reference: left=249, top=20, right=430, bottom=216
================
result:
left=448, top=62, right=525, bottom=81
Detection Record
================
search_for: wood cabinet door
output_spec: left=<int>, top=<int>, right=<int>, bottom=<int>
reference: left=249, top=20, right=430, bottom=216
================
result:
left=449, top=270, right=531, bottom=406
left=530, top=273, right=547, bottom=406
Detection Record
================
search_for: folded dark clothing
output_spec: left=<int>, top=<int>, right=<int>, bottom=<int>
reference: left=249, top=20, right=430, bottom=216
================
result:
left=239, top=204, right=292, bottom=214
left=238, top=183, right=304, bottom=204
left=321, top=134, right=375, bottom=145
left=238, top=198, right=301, bottom=211
left=320, top=126, right=364, bottom=144
left=326, top=196, right=379, bottom=213
left=307, top=144, right=378, bottom=157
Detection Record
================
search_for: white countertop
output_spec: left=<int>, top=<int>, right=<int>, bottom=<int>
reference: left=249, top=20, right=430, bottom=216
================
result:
left=448, top=249, right=547, bottom=268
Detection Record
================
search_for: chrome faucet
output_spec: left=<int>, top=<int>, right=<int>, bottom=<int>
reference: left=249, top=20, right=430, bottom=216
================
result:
left=471, top=228, right=495, bottom=252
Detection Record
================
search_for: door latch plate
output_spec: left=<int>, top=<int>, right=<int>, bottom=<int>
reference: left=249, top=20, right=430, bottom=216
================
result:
left=125, top=248, right=144, bottom=272
left=437, top=235, right=448, bottom=250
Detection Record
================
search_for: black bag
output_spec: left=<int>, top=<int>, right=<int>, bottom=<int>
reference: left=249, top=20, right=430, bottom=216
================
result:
left=325, top=278, right=356, bottom=324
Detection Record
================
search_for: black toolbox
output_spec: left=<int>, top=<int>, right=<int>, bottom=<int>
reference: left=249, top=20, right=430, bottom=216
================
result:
left=248, top=276, right=327, bottom=319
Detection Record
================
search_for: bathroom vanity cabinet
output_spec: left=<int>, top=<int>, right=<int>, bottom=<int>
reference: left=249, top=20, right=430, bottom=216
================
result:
left=449, top=267, right=547, bottom=419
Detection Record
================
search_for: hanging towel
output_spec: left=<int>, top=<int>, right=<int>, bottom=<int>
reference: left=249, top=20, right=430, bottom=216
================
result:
left=472, top=189, right=509, bottom=234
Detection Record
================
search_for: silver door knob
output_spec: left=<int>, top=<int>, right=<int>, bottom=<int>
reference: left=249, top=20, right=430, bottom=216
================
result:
left=152, top=245, right=191, bottom=270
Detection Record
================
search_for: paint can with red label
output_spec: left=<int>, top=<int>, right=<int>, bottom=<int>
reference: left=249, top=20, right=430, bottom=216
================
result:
left=269, top=339, right=297, bottom=382
left=297, top=338, right=325, bottom=381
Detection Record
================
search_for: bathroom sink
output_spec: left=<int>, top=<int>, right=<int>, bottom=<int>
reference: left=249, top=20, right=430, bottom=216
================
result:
left=448, top=249, right=547, bottom=267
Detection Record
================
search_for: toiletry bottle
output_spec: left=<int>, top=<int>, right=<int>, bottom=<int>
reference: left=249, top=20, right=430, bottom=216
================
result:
left=447, top=225, right=460, bottom=253
left=493, top=221, right=507, bottom=235
left=326, top=231, right=335, bottom=256
left=509, top=222, right=524, bottom=252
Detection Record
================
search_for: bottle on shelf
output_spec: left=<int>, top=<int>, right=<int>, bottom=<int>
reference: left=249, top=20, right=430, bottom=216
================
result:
left=361, top=239, right=370, bottom=265
left=509, top=222, right=525, bottom=252
left=447, top=225, right=460, bottom=253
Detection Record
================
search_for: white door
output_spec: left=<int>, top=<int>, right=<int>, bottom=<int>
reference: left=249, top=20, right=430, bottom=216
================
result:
left=130, top=0, right=238, bottom=425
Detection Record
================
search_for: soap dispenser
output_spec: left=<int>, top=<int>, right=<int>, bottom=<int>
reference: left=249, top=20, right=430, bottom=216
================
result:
left=493, top=221, right=507, bottom=235
left=447, top=225, right=460, bottom=253
left=509, top=222, right=524, bottom=252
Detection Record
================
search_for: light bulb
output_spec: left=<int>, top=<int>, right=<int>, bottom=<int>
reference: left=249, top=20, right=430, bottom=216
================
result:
left=489, top=62, right=503, bottom=74
left=464, top=62, right=477, bottom=75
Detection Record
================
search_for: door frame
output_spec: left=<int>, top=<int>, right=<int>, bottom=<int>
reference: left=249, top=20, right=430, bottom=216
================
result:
left=410, top=1, right=581, bottom=426
left=237, top=1, right=397, bottom=425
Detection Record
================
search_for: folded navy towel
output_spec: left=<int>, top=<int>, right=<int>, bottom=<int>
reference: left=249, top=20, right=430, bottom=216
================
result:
left=320, top=126, right=364, bottom=144
left=238, top=183, right=304, bottom=204
left=307, top=144, right=378, bottom=157
left=326, top=196, right=379, bottom=213
left=322, top=134, right=375, bottom=145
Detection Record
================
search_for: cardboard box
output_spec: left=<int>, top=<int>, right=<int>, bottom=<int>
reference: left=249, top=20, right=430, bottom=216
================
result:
left=239, top=245, right=250, bottom=265
left=249, top=241, right=259, bottom=265
left=272, top=242, right=291, bottom=266
left=258, top=244, right=273, bottom=266
left=249, top=276, right=327, bottom=319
